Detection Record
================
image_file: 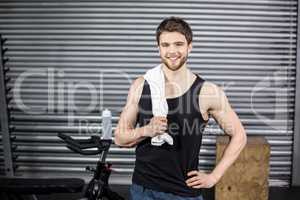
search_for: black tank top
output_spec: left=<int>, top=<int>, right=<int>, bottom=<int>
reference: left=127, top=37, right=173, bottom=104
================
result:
left=132, top=74, right=208, bottom=197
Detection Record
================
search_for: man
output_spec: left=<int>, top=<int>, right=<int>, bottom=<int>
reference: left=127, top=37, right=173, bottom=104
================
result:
left=114, top=17, right=247, bottom=200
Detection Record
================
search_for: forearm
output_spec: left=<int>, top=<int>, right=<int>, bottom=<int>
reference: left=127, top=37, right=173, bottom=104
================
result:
left=114, top=125, right=149, bottom=147
left=211, top=133, right=247, bottom=181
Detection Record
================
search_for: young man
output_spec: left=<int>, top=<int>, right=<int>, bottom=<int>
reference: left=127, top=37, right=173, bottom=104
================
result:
left=114, top=17, right=247, bottom=200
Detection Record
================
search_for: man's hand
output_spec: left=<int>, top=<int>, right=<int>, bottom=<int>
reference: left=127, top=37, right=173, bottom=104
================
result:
left=144, top=116, right=168, bottom=137
left=186, top=170, right=218, bottom=189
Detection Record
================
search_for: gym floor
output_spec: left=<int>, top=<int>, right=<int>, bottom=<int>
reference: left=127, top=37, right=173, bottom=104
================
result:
left=36, top=185, right=300, bottom=200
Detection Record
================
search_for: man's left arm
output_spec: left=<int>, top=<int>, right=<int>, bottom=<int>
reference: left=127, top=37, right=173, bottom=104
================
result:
left=186, top=82, right=247, bottom=188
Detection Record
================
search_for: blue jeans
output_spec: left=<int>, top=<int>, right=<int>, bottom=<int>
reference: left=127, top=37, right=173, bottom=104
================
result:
left=130, top=183, right=204, bottom=200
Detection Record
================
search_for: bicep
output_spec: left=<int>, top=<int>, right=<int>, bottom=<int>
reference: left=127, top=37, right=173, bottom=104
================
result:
left=117, top=101, right=139, bottom=130
left=116, top=77, right=144, bottom=130
left=208, top=86, right=244, bottom=137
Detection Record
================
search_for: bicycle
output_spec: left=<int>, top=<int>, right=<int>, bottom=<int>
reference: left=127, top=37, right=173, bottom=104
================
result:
left=0, top=132, right=125, bottom=200
left=0, top=110, right=125, bottom=200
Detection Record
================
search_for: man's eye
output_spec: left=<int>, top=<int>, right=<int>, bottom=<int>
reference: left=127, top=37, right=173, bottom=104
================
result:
left=161, top=44, right=169, bottom=47
left=175, top=43, right=184, bottom=46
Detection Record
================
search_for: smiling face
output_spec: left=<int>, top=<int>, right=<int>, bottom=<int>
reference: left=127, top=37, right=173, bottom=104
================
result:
left=158, top=31, right=192, bottom=71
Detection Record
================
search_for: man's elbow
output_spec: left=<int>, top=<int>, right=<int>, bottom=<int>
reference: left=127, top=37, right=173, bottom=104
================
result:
left=114, top=129, right=122, bottom=146
left=231, top=129, right=247, bottom=150
left=114, top=129, right=131, bottom=148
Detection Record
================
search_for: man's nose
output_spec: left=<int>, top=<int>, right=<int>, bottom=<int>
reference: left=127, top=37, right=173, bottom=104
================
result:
left=167, top=45, right=177, bottom=54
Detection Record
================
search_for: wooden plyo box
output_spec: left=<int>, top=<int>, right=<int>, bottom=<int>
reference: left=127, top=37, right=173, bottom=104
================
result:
left=215, top=136, right=270, bottom=200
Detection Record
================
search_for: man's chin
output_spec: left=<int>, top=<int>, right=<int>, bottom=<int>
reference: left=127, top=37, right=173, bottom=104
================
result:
left=162, top=57, right=187, bottom=71
left=169, top=66, right=182, bottom=71
left=164, top=63, right=183, bottom=71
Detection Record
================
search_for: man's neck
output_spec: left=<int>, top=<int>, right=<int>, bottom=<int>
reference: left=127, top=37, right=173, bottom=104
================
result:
left=161, top=63, right=192, bottom=83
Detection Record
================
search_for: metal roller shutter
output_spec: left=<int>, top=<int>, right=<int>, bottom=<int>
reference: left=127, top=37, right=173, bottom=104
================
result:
left=0, top=128, right=4, bottom=175
left=0, top=36, right=4, bottom=175
left=0, top=0, right=297, bottom=186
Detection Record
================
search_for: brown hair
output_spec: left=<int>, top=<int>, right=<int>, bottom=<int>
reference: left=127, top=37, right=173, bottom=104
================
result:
left=156, top=17, right=193, bottom=45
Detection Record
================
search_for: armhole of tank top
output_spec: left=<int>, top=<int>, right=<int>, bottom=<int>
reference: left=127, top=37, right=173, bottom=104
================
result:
left=196, top=76, right=209, bottom=123
left=135, top=78, right=146, bottom=127
left=137, top=78, right=147, bottom=112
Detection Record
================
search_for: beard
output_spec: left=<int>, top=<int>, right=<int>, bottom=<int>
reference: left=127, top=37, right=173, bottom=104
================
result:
left=161, top=54, right=188, bottom=71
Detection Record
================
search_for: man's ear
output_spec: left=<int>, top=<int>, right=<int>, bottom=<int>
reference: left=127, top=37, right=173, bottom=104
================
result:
left=188, top=42, right=193, bottom=53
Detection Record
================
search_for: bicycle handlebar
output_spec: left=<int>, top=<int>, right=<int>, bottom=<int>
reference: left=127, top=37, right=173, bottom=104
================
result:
left=58, top=133, right=112, bottom=155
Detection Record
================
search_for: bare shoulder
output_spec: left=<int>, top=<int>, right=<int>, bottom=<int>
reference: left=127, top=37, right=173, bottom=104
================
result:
left=199, top=81, right=228, bottom=117
left=199, top=81, right=230, bottom=114
left=131, top=76, right=145, bottom=90
left=201, top=81, right=221, bottom=96
left=127, top=76, right=145, bottom=105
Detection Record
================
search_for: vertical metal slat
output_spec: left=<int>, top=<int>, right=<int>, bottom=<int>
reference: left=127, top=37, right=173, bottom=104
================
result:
left=0, top=34, right=14, bottom=176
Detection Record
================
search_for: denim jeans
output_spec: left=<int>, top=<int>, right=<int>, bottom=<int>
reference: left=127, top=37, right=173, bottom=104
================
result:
left=130, top=183, right=204, bottom=200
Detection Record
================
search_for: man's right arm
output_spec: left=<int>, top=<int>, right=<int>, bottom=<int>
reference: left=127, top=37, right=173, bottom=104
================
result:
left=114, top=76, right=149, bottom=147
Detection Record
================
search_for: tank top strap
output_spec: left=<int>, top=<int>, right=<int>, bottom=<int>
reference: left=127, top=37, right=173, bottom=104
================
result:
left=190, top=73, right=205, bottom=98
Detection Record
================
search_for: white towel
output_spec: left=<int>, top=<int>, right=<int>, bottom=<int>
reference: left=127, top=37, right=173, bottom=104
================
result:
left=144, top=64, right=173, bottom=146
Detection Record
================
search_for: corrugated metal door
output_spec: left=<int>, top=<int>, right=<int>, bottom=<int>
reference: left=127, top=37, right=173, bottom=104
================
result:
left=0, top=124, right=3, bottom=175
left=0, top=0, right=297, bottom=186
